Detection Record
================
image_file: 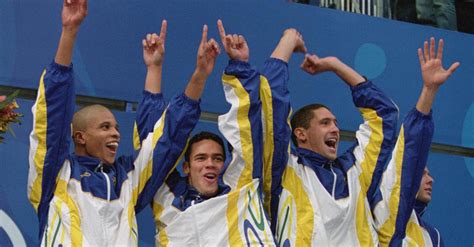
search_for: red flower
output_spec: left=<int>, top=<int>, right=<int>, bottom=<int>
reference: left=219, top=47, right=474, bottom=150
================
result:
left=0, top=91, right=23, bottom=143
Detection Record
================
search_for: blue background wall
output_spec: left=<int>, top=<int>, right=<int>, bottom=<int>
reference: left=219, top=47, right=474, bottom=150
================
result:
left=0, top=0, right=472, bottom=246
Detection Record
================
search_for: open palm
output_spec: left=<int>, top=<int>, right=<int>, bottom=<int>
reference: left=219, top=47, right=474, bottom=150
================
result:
left=418, top=38, right=460, bottom=89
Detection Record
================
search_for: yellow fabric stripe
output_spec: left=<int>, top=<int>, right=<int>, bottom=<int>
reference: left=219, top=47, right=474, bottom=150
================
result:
left=281, top=166, right=314, bottom=245
left=127, top=202, right=137, bottom=243
left=358, top=107, right=384, bottom=193
left=355, top=179, right=375, bottom=246
left=226, top=189, right=244, bottom=247
left=223, top=74, right=254, bottom=246
left=379, top=128, right=405, bottom=245
left=55, top=179, right=82, bottom=246
left=355, top=108, right=383, bottom=246
left=153, top=203, right=169, bottom=246
left=222, top=74, right=254, bottom=187
left=259, top=76, right=274, bottom=216
left=406, top=219, right=426, bottom=247
left=133, top=122, right=140, bottom=150
left=132, top=109, right=167, bottom=204
left=30, top=70, right=48, bottom=212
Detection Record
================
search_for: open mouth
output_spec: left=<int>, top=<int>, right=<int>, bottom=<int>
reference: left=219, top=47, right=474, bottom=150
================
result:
left=203, top=173, right=218, bottom=183
left=324, top=137, right=338, bottom=151
left=105, top=141, right=119, bottom=154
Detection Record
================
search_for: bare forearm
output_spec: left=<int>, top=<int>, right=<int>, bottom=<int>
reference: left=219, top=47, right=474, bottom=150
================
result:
left=416, top=86, right=439, bottom=114
left=270, top=35, right=295, bottom=63
left=145, top=66, right=162, bottom=94
left=55, top=27, right=79, bottom=66
left=184, top=70, right=207, bottom=100
left=331, top=59, right=365, bottom=87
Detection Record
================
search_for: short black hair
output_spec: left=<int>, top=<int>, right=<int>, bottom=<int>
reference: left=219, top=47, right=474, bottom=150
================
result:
left=184, top=131, right=226, bottom=162
left=290, top=103, right=330, bottom=147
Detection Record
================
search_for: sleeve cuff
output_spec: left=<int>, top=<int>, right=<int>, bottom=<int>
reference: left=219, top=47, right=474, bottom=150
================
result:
left=410, top=107, right=433, bottom=119
left=350, top=79, right=371, bottom=92
left=142, top=90, right=163, bottom=100
left=50, top=60, right=73, bottom=71
left=180, top=93, right=200, bottom=106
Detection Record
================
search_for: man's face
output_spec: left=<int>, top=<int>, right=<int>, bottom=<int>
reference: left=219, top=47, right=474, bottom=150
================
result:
left=81, top=109, right=120, bottom=165
left=296, top=108, right=340, bottom=160
left=184, top=139, right=225, bottom=197
left=417, top=167, right=434, bottom=203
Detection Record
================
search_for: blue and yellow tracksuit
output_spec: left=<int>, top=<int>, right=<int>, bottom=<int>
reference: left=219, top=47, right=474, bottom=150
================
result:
left=27, top=61, right=200, bottom=246
left=371, top=108, right=444, bottom=247
left=135, top=60, right=276, bottom=246
left=257, top=58, right=399, bottom=246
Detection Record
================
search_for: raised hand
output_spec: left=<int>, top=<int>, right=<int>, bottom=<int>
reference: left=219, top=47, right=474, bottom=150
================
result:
left=61, top=0, right=88, bottom=29
left=300, top=54, right=338, bottom=75
left=143, top=20, right=167, bottom=68
left=196, top=25, right=221, bottom=77
left=418, top=37, right=460, bottom=90
left=217, top=19, right=249, bottom=62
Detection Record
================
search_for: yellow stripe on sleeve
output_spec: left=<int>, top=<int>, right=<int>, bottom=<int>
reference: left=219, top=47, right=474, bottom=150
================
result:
left=259, top=76, right=275, bottom=216
left=222, top=74, right=254, bottom=187
left=358, top=107, right=384, bottom=193
left=30, top=70, right=49, bottom=212
left=378, top=128, right=405, bottom=245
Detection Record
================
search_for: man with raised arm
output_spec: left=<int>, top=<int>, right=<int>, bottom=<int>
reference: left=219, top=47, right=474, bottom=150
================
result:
left=145, top=20, right=276, bottom=246
left=27, top=0, right=207, bottom=245
left=257, top=29, right=399, bottom=245
left=372, top=37, right=459, bottom=246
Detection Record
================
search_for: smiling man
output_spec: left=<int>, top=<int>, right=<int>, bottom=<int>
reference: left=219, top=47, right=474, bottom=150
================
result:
left=183, top=132, right=226, bottom=198
left=146, top=20, right=276, bottom=246
left=256, top=28, right=399, bottom=246
left=26, top=0, right=211, bottom=245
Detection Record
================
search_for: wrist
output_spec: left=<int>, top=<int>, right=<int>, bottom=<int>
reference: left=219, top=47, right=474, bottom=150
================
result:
left=62, top=26, right=80, bottom=35
left=192, top=69, right=208, bottom=81
left=147, top=64, right=163, bottom=71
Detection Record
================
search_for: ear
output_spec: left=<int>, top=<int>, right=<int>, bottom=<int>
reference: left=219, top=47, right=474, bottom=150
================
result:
left=183, top=161, right=190, bottom=175
left=73, top=131, right=86, bottom=145
left=293, top=127, right=307, bottom=144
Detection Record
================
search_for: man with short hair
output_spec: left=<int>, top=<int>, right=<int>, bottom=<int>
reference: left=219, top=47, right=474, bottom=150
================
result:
left=144, top=20, right=277, bottom=246
left=27, top=0, right=218, bottom=245
left=255, top=28, right=399, bottom=245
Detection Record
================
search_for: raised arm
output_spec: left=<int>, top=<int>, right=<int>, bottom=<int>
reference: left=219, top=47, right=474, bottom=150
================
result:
left=216, top=20, right=264, bottom=190
left=301, top=54, right=365, bottom=87
left=28, top=0, right=86, bottom=224
left=373, top=37, right=459, bottom=246
left=184, top=24, right=221, bottom=100
left=134, top=21, right=168, bottom=149
left=133, top=25, right=219, bottom=211
left=55, top=0, right=87, bottom=66
left=259, top=28, right=306, bottom=225
left=303, top=54, right=398, bottom=200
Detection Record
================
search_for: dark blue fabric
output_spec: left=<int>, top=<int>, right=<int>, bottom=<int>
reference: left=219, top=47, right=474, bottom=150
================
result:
left=414, top=200, right=444, bottom=247
left=37, top=61, right=75, bottom=240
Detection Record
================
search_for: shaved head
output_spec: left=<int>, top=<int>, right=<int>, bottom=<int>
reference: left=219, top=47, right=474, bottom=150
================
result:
left=72, top=104, right=112, bottom=134
left=72, top=104, right=120, bottom=165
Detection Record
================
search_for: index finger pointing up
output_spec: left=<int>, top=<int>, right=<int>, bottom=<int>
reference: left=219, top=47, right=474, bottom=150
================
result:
left=217, top=19, right=226, bottom=43
left=160, top=20, right=167, bottom=45
left=201, top=24, right=208, bottom=44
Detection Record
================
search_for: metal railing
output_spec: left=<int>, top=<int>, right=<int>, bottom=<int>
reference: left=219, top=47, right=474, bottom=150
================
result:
left=318, top=0, right=391, bottom=18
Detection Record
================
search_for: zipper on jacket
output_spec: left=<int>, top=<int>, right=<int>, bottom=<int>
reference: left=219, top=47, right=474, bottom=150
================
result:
left=99, top=164, right=111, bottom=202
left=329, top=161, right=337, bottom=198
